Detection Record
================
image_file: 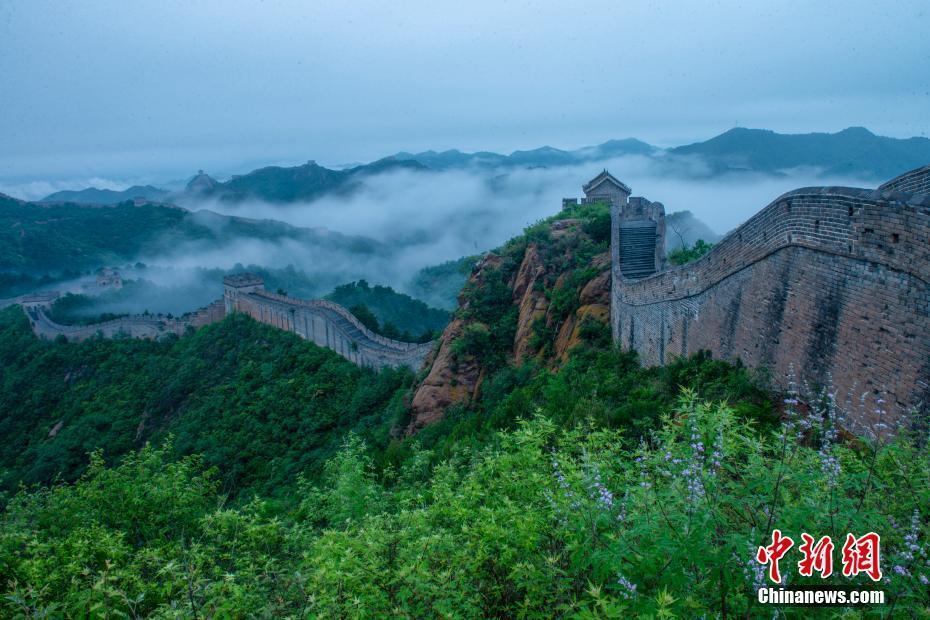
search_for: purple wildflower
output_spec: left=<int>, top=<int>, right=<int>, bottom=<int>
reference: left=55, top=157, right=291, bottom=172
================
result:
left=615, top=573, right=637, bottom=599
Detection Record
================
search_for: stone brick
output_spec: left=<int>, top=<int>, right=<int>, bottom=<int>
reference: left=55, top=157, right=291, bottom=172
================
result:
left=610, top=183, right=930, bottom=431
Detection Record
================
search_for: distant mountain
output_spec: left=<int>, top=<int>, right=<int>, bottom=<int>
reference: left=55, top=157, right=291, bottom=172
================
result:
left=180, top=157, right=428, bottom=204
left=393, top=128, right=930, bottom=180
left=34, top=128, right=930, bottom=209
left=41, top=185, right=168, bottom=205
left=37, top=158, right=429, bottom=207
left=393, top=138, right=657, bottom=170
left=671, top=127, right=930, bottom=180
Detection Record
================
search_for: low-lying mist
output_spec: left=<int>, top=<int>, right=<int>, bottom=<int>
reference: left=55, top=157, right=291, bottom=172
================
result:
left=47, top=264, right=343, bottom=321
left=50, top=156, right=876, bottom=319
left=166, top=154, right=873, bottom=275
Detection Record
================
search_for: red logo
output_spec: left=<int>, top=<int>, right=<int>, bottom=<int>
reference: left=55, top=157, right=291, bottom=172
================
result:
left=756, top=529, right=794, bottom=583
left=798, top=533, right=834, bottom=578
left=841, top=532, right=883, bottom=582
left=757, top=531, right=881, bottom=583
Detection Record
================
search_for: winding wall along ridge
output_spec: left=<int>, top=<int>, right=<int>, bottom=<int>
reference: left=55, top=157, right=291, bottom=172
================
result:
left=222, top=288, right=434, bottom=371
left=611, top=185, right=930, bottom=428
left=879, top=165, right=930, bottom=196
left=21, top=283, right=434, bottom=372
left=26, top=299, right=225, bottom=341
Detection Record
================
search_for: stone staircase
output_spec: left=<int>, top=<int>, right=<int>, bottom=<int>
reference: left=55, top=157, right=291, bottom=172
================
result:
left=618, top=221, right=658, bottom=279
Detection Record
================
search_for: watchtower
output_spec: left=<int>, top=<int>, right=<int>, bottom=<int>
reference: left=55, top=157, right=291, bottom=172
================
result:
left=582, top=169, right=631, bottom=206
left=223, top=273, right=264, bottom=314
left=576, top=171, right=667, bottom=281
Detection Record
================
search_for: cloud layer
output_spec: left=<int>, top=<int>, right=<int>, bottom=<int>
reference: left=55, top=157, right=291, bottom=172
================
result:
left=110, top=159, right=871, bottom=308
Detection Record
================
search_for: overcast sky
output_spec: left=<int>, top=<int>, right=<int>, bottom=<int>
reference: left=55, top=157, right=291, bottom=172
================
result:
left=1, top=0, right=928, bottom=189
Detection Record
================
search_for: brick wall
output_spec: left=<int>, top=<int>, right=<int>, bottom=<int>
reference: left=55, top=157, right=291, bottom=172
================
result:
left=611, top=186, right=930, bottom=430
left=25, top=298, right=227, bottom=341
left=22, top=273, right=433, bottom=372
left=227, top=288, right=434, bottom=371
left=879, top=165, right=930, bottom=196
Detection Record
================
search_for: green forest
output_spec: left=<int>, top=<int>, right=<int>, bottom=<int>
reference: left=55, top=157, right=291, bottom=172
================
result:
left=1, top=202, right=928, bottom=617
left=326, top=280, right=450, bottom=341
left=2, top=320, right=928, bottom=616
left=0, top=195, right=384, bottom=297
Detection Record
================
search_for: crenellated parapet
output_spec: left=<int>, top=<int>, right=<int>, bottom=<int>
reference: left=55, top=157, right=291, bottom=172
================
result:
left=24, top=299, right=226, bottom=342
left=609, top=168, right=930, bottom=430
left=223, top=275, right=434, bottom=371
left=19, top=274, right=434, bottom=372
left=879, top=164, right=930, bottom=196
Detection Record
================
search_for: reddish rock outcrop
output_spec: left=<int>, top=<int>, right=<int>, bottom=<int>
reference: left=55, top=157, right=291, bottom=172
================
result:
left=512, top=244, right=548, bottom=364
left=405, top=221, right=615, bottom=434
left=553, top=258, right=611, bottom=361
left=405, top=254, right=502, bottom=435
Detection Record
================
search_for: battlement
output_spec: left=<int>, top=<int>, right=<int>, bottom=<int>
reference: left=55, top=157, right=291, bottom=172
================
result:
left=20, top=271, right=434, bottom=372
left=608, top=170, right=930, bottom=431
left=16, top=291, right=61, bottom=306
left=879, top=164, right=930, bottom=196
left=223, top=273, right=265, bottom=288
left=223, top=280, right=434, bottom=371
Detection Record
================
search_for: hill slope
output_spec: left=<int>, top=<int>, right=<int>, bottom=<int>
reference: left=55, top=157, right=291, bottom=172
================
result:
left=326, top=279, right=450, bottom=340
left=0, top=194, right=384, bottom=275
left=0, top=308, right=412, bottom=497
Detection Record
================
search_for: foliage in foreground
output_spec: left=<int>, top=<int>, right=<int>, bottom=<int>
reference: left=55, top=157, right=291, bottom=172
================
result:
left=2, top=393, right=928, bottom=618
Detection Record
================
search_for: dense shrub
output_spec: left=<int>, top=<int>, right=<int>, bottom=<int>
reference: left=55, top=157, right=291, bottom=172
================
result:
left=0, top=306, right=413, bottom=499
left=2, top=393, right=926, bottom=617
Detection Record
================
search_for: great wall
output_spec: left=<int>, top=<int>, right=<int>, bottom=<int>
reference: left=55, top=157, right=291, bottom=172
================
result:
left=221, top=274, right=434, bottom=370
left=589, top=165, right=930, bottom=430
left=9, top=164, right=930, bottom=429
left=15, top=276, right=434, bottom=371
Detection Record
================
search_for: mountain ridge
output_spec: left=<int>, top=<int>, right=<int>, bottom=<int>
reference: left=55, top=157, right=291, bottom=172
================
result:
left=41, top=185, right=169, bottom=205
left=183, top=157, right=428, bottom=204
left=0, top=193, right=387, bottom=275
left=37, top=127, right=930, bottom=204
left=671, top=126, right=930, bottom=179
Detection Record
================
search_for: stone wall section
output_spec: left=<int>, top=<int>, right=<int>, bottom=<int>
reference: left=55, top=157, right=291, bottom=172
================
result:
left=611, top=186, right=930, bottom=427
left=20, top=276, right=433, bottom=372
left=25, top=299, right=226, bottom=341
left=879, top=165, right=930, bottom=196
left=225, top=289, right=434, bottom=371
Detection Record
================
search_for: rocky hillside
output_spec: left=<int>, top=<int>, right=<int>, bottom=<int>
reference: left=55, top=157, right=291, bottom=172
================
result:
left=405, top=203, right=612, bottom=434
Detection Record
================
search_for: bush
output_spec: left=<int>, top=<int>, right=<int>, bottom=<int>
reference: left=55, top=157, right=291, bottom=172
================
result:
left=4, top=393, right=928, bottom=617
left=669, top=239, right=714, bottom=265
left=451, top=322, right=493, bottom=359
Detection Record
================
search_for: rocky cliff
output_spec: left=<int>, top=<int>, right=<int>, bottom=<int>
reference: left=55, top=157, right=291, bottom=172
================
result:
left=405, top=212, right=611, bottom=434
